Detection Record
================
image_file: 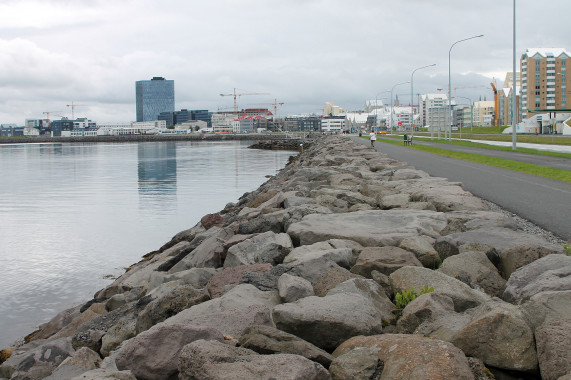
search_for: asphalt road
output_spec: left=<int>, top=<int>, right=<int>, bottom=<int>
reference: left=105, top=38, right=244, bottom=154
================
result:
left=351, top=136, right=571, bottom=241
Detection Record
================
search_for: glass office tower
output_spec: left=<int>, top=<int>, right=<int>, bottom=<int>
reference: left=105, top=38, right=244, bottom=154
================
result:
left=136, top=77, right=175, bottom=122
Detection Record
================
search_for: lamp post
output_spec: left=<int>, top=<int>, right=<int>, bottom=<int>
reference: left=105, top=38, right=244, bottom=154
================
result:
left=449, top=34, right=484, bottom=141
left=390, top=81, right=410, bottom=133
left=411, top=64, right=436, bottom=138
left=512, top=0, right=517, bottom=149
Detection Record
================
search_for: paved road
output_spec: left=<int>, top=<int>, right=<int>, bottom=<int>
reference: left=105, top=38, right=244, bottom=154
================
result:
left=351, top=136, right=571, bottom=241
left=379, top=136, right=571, bottom=170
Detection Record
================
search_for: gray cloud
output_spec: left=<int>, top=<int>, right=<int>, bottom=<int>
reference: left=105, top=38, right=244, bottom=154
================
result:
left=0, top=0, right=569, bottom=124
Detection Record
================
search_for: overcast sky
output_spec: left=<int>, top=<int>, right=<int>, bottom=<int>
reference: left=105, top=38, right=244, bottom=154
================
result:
left=0, top=0, right=569, bottom=124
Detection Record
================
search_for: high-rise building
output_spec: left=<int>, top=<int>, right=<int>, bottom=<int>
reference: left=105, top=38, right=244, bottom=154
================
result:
left=520, top=48, right=570, bottom=117
left=136, top=77, right=175, bottom=122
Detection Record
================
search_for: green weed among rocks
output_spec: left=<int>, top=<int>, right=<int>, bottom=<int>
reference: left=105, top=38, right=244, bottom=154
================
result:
left=394, top=285, right=434, bottom=309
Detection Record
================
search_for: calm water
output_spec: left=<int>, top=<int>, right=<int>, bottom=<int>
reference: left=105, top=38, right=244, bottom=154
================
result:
left=0, top=140, right=293, bottom=348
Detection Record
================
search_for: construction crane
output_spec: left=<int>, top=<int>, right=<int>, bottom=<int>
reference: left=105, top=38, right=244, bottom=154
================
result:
left=490, top=79, right=499, bottom=126
left=219, top=88, right=270, bottom=115
left=66, top=101, right=89, bottom=120
left=42, top=111, right=63, bottom=127
left=248, top=99, right=285, bottom=119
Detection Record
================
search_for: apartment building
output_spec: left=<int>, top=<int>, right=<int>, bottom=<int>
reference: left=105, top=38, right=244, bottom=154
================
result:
left=321, top=116, right=345, bottom=133
left=419, top=94, right=449, bottom=131
left=520, top=48, right=570, bottom=116
left=473, top=101, right=495, bottom=126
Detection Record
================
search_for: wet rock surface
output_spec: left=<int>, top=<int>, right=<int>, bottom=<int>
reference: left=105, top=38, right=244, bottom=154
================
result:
left=2, top=135, right=568, bottom=380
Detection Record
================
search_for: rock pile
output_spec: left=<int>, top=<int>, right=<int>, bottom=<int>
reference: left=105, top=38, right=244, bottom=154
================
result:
left=1, top=136, right=569, bottom=380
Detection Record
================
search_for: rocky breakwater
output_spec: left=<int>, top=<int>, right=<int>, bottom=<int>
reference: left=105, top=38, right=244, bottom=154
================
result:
left=1, top=135, right=569, bottom=380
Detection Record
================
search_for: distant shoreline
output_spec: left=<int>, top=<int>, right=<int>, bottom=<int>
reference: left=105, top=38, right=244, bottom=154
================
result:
left=0, top=133, right=294, bottom=145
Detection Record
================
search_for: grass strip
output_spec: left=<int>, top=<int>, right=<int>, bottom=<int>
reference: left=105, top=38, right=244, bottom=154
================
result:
left=371, top=137, right=571, bottom=183
left=409, top=132, right=571, bottom=145
left=380, top=134, right=571, bottom=159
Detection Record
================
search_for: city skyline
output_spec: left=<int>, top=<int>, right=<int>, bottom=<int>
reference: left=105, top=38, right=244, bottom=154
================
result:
left=1, top=0, right=570, bottom=124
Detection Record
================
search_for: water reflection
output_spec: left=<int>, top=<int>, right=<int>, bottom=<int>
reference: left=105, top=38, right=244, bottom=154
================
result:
left=137, top=142, right=177, bottom=211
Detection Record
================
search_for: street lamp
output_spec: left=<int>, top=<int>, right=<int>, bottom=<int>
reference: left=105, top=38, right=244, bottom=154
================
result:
left=449, top=34, right=484, bottom=141
left=411, top=64, right=436, bottom=138
left=390, top=81, right=410, bottom=133
left=512, top=0, right=517, bottom=149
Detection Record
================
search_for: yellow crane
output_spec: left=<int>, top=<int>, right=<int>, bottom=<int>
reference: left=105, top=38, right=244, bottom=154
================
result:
left=219, top=88, right=270, bottom=115
left=66, top=101, right=89, bottom=120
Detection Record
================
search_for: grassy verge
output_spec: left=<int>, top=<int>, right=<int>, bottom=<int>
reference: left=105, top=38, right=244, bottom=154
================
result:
left=409, top=131, right=571, bottom=145
left=380, top=135, right=571, bottom=159
left=371, top=137, right=571, bottom=183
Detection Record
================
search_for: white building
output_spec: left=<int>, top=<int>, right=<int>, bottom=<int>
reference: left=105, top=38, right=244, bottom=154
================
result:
left=97, top=120, right=165, bottom=136
left=211, top=112, right=235, bottom=133
left=419, top=94, right=450, bottom=132
left=321, top=117, right=345, bottom=133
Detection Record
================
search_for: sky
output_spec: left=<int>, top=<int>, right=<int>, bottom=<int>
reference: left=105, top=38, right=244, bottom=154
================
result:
left=0, top=0, right=569, bottom=125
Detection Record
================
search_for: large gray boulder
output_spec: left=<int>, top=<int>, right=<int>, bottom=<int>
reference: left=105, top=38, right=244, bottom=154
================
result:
left=165, top=284, right=280, bottom=319
left=135, top=284, right=210, bottom=333
left=0, top=337, right=75, bottom=380
left=168, top=227, right=234, bottom=272
left=390, top=266, right=490, bottom=312
left=115, top=324, right=224, bottom=380
left=503, top=254, right=571, bottom=304
left=449, top=298, right=537, bottom=372
left=313, top=267, right=365, bottom=297
left=350, top=246, right=423, bottom=278
left=283, top=239, right=362, bottom=268
left=206, top=263, right=273, bottom=298
left=410, top=182, right=489, bottom=212
left=272, top=293, right=384, bottom=351
left=44, top=347, right=101, bottom=380
left=332, top=334, right=475, bottom=380
left=157, top=304, right=274, bottom=341
left=287, top=209, right=447, bottom=247
left=328, top=347, right=382, bottom=380
left=238, top=325, right=334, bottom=368
left=535, top=320, right=571, bottom=380
left=438, top=251, right=506, bottom=297
left=277, top=273, right=314, bottom=303
left=178, top=339, right=331, bottom=380
left=398, top=235, right=441, bottom=268
left=326, top=278, right=396, bottom=323
left=521, top=290, right=571, bottom=329
left=434, top=227, right=565, bottom=265
left=224, top=231, right=293, bottom=267
left=396, top=292, right=459, bottom=336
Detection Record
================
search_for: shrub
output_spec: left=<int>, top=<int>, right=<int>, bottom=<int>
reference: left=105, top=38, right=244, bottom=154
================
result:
left=394, top=285, right=434, bottom=309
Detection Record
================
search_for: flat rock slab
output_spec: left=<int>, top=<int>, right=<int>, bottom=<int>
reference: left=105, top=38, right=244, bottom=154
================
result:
left=287, top=210, right=447, bottom=247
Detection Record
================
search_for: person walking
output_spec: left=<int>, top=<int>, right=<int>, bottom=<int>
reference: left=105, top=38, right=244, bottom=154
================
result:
left=369, top=131, right=376, bottom=147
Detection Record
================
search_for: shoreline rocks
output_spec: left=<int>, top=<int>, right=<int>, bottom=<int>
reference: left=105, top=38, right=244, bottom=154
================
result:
left=2, top=135, right=568, bottom=380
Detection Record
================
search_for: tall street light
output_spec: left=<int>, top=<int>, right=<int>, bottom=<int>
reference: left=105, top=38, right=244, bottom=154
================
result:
left=411, top=64, right=436, bottom=138
left=390, top=81, right=410, bottom=132
left=512, top=0, right=517, bottom=150
left=448, top=34, right=484, bottom=141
